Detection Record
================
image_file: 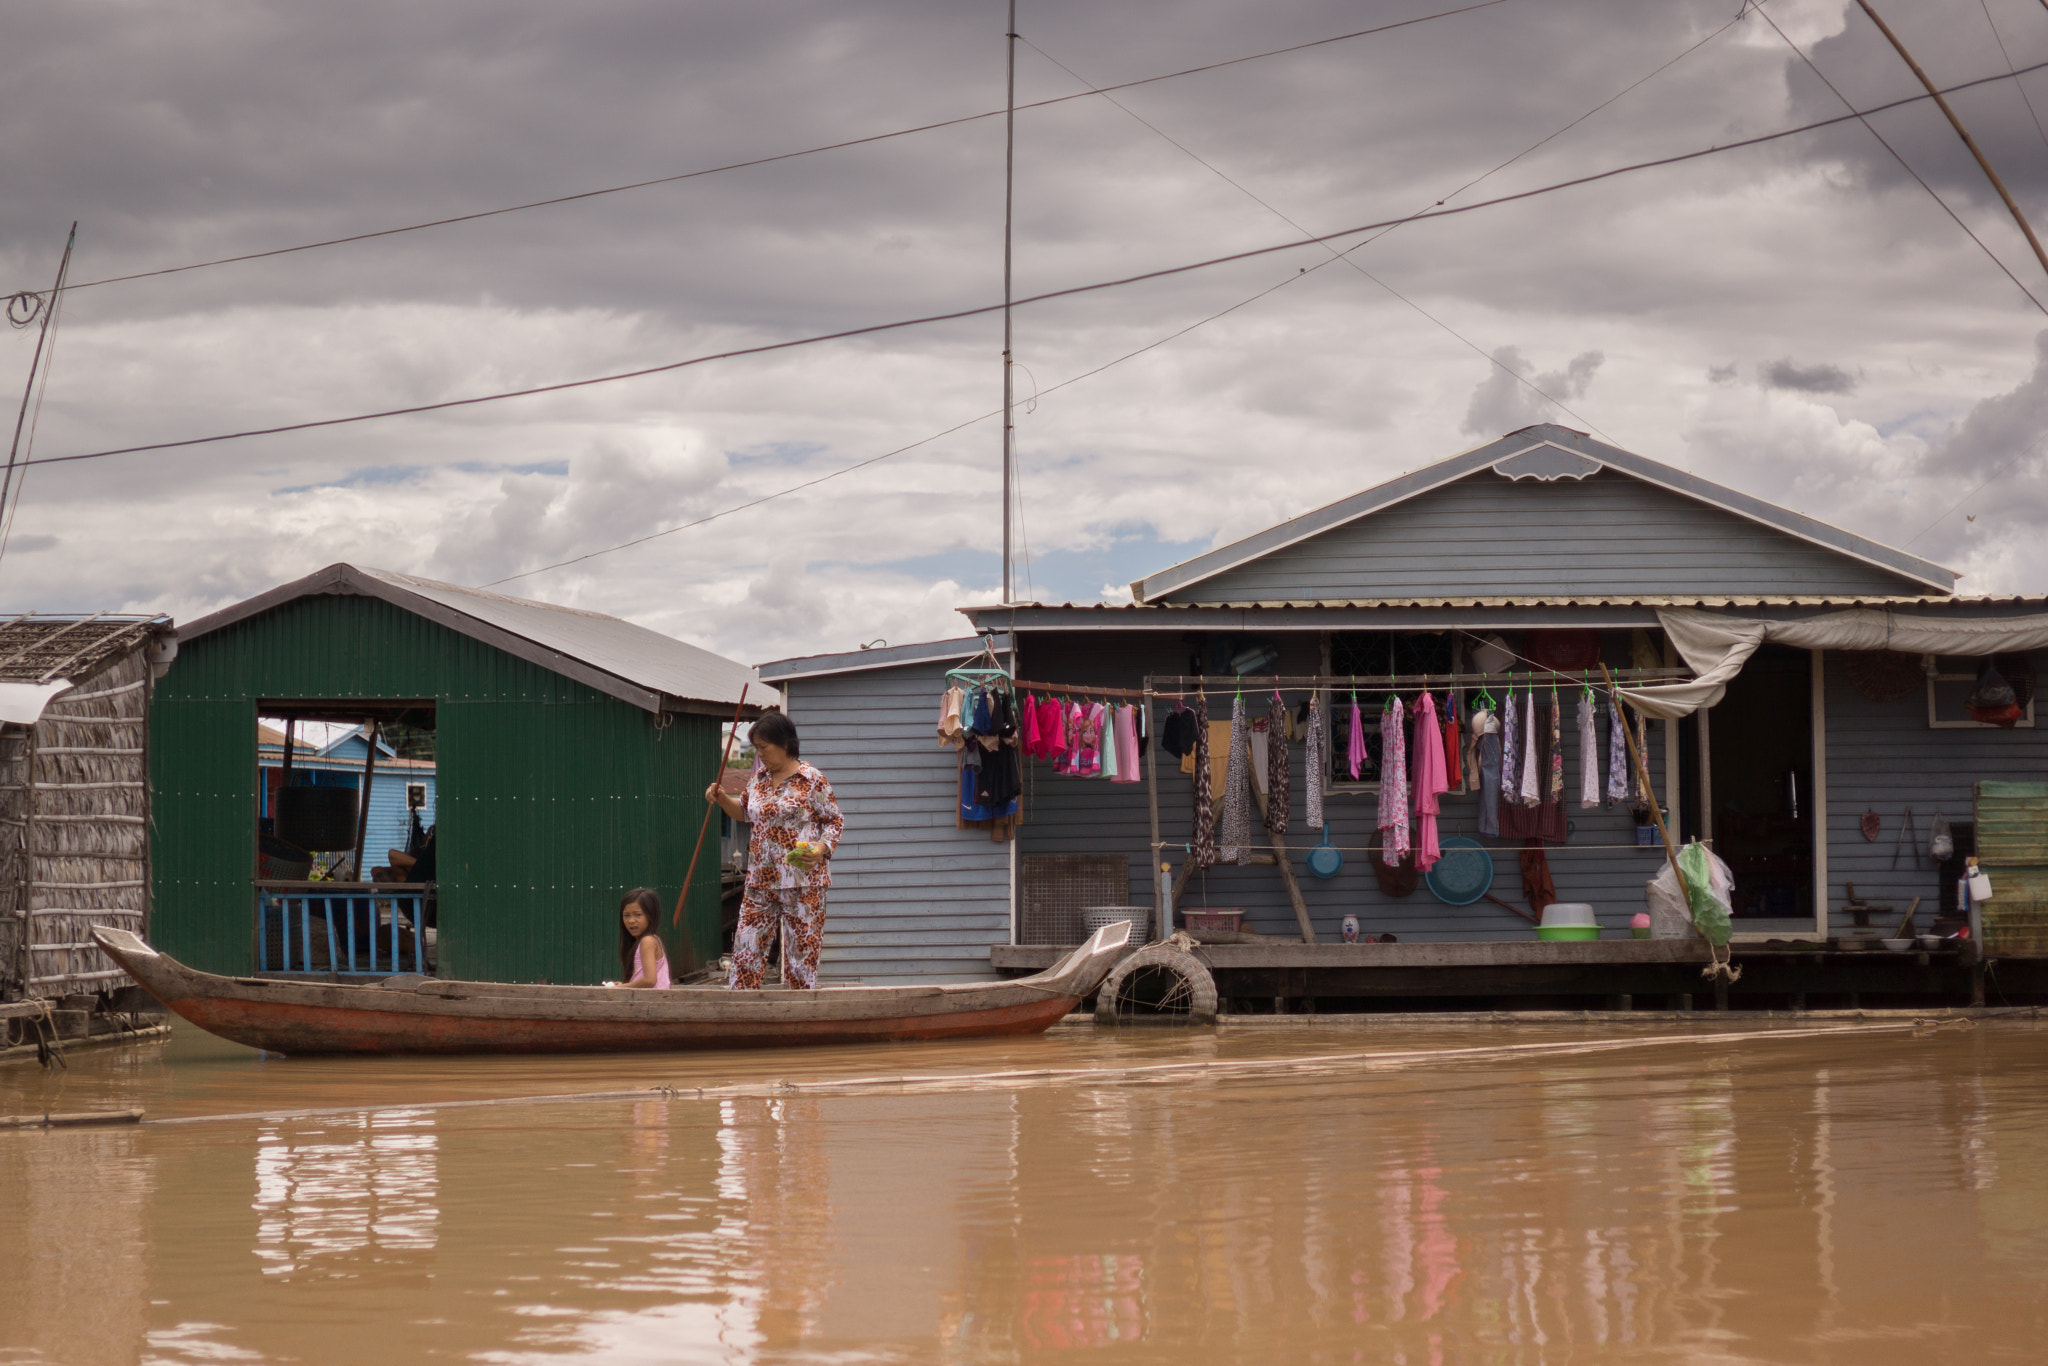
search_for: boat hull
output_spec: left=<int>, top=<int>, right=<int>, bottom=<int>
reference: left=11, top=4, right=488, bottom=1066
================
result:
left=90, top=923, right=1132, bottom=1057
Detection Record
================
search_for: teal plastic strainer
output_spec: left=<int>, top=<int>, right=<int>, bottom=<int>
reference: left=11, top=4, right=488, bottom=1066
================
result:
left=1424, top=837, right=1495, bottom=905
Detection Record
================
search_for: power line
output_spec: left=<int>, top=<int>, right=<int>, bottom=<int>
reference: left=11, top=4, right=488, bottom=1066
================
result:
left=486, top=260, right=1330, bottom=586
left=27, top=0, right=1521, bottom=299
left=1755, top=6, right=2048, bottom=316
left=23, top=56, right=2048, bottom=476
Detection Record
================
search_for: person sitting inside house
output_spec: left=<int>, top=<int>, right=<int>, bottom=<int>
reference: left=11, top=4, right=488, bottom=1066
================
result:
left=384, top=824, right=437, bottom=882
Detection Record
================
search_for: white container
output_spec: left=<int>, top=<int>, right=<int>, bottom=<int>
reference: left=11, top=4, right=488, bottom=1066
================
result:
left=1539, top=902, right=1598, bottom=929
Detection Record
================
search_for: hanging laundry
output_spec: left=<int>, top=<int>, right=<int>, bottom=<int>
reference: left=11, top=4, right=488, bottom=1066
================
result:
left=1607, top=697, right=1629, bottom=803
left=1500, top=707, right=1569, bottom=844
left=1161, top=703, right=1197, bottom=760
left=1520, top=843, right=1557, bottom=916
left=938, top=685, right=966, bottom=749
left=1219, top=695, right=1254, bottom=864
left=1518, top=689, right=1540, bottom=807
left=1475, top=721, right=1502, bottom=839
left=1099, top=703, right=1120, bottom=781
left=1346, top=694, right=1366, bottom=780
left=1265, top=693, right=1290, bottom=834
left=1377, top=696, right=1411, bottom=864
left=1547, top=690, right=1563, bottom=805
left=1247, top=716, right=1270, bottom=798
left=1410, top=692, right=1448, bottom=871
left=1577, top=692, right=1599, bottom=808
left=1019, top=693, right=1041, bottom=757
left=1464, top=704, right=1492, bottom=793
left=1499, top=692, right=1521, bottom=809
left=1191, top=691, right=1216, bottom=869
left=1442, top=691, right=1462, bottom=791
left=1304, top=691, right=1327, bottom=830
left=1632, top=709, right=1649, bottom=802
left=1111, top=704, right=1142, bottom=784
left=958, top=687, right=1022, bottom=842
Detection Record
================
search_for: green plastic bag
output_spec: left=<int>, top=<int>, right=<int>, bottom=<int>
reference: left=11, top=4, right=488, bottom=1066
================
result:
left=1677, top=840, right=1732, bottom=946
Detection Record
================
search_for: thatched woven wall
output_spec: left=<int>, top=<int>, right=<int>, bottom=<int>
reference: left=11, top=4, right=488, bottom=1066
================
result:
left=1, top=648, right=151, bottom=1000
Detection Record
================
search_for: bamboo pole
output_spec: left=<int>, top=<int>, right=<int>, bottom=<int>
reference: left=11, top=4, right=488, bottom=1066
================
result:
left=1853, top=0, right=2048, bottom=283
left=675, top=685, right=750, bottom=936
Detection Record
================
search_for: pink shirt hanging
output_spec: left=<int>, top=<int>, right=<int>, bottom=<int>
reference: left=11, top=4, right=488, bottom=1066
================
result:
left=1111, top=704, right=1142, bottom=783
left=1409, top=693, right=1449, bottom=871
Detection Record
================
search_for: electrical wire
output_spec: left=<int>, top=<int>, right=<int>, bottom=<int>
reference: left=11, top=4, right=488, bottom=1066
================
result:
left=1978, top=0, right=2048, bottom=163
left=484, top=265, right=1325, bottom=586
left=1019, top=34, right=1623, bottom=444
left=1756, top=6, right=2048, bottom=317
left=24, top=0, right=1522, bottom=300
left=28, top=56, right=2048, bottom=478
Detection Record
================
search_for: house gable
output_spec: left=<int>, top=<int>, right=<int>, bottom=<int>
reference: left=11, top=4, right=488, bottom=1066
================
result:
left=1137, top=427, right=1954, bottom=604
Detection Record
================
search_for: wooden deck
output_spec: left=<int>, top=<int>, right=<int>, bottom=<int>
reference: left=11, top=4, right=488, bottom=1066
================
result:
left=991, top=939, right=2032, bottom=1010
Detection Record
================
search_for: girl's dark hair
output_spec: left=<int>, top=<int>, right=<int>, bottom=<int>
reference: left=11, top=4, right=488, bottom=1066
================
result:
left=750, top=711, right=799, bottom=758
left=619, top=887, right=662, bottom=979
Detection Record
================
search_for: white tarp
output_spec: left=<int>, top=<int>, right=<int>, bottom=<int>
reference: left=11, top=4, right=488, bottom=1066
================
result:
left=1617, top=607, right=2048, bottom=720
left=0, top=680, right=73, bottom=726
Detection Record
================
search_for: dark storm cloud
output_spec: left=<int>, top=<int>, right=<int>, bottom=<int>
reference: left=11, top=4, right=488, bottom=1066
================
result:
left=10, top=0, right=2048, bottom=645
left=1761, top=357, right=1857, bottom=392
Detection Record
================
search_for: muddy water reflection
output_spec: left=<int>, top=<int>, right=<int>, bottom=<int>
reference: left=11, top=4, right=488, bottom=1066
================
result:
left=4, top=1019, right=2046, bottom=1363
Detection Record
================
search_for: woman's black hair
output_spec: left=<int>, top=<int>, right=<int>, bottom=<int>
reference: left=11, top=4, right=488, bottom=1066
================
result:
left=750, top=710, right=799, bottom=759
left=618, top=887, right=662, bottom=979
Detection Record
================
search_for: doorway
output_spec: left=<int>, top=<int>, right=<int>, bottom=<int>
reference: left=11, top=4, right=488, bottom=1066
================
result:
left=1703, top=646, right=1815, bottom=933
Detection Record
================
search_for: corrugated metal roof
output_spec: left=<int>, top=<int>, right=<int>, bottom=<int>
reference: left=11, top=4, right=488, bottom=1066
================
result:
left=758, top=633, right=1012, bottom=681
left=966, top=594, right=2014, bottom=612
left=178, top=563, right=773, bottom=715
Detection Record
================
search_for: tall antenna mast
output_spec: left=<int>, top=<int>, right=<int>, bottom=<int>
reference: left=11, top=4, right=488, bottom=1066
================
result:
left=1000, top=0, right=1017, bottom=604
left=0, top=223, right=76, bottom=535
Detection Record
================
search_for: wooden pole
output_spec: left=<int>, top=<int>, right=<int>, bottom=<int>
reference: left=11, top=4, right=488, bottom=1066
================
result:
left=674, top=684, right=750, bottom=934
left=1241, top=725, right=1317, bottom=944
left=1853, top=0, right=2048, bottom=283
left=349, top=721, right=379, bottom=882
left=1144, top=684, right=1164, bottom=942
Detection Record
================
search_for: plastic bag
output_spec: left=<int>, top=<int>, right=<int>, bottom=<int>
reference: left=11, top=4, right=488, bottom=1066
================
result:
left=1645, top=842, right=1735, bottom=944
left=1931, top=812, right=1954, bottom=861
left=1969, top=663, right=2024, bottom=726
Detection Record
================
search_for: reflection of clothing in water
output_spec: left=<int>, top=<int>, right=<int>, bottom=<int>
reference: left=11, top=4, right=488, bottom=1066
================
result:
left=730, top=885, right=827, bottom=989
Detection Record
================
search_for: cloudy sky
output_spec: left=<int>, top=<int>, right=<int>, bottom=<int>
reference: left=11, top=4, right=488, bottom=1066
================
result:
left=6, top=0, right=2048, bottom=665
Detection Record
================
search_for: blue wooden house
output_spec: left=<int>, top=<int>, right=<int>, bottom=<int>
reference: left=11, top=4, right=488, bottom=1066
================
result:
left=760, top=426, right=2048, bottom=1003
left=258, top=724, right=437, bottom=874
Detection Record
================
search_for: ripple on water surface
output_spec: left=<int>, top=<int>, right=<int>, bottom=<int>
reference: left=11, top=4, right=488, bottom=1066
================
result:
left=4, top=1015, right=2046, bottom=1364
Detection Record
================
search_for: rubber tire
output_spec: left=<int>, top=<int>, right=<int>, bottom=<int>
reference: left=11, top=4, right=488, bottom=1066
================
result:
left=1094, top=945, right=1218, bottom=1026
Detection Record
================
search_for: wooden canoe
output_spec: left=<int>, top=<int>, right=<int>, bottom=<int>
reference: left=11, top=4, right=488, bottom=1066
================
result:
left=90, top=923, right=1132, bottom=1056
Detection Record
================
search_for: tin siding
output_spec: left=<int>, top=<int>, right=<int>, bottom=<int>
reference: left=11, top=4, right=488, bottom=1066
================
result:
left=781, top=661, right=1011, bottom=983
left=1162, top=470, right=1931, bottom=603
left=1821, top=649, right=2048, bottom=934
left=1018, top=633, right=1671, bottom=942
left=152, top=593, right=719, bottom=981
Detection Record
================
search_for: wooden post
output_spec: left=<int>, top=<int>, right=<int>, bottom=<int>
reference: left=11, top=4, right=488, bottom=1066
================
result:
left=1144, top=684, right=1164, bottom=943
left=1242, top=726, right=1316, bottom=944
left=349, top=721, right=379, bottom=883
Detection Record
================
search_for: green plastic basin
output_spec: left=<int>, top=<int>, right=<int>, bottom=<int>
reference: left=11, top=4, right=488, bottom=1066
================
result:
left=1536, top=925, right=1601, bottom=942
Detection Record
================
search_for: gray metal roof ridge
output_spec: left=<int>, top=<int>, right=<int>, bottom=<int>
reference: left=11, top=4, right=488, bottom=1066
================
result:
left=758, top=633, right=1012, bottom=681
left=1129, top=424, right=1957, bottom=601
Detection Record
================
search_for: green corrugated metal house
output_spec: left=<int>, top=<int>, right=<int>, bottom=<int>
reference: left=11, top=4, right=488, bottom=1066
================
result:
left=152, top=564, right=769, bottom=983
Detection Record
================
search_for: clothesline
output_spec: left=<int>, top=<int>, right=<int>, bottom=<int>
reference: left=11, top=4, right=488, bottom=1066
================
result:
left=1143, top=669, right=1690, bottom=690
left=1154, top=840, right=1708, bottom=855
left=1011, top=677, right=1161, bottom=700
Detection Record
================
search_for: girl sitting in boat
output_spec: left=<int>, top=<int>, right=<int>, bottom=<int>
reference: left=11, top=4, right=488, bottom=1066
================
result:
left=608, top=887, right=671, bottom=989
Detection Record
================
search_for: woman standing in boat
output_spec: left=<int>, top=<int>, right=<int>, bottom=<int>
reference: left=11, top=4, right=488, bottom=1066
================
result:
left=705, top=712, right=843, bottom=990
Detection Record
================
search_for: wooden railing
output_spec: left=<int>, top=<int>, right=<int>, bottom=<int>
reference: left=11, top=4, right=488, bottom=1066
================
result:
left=254, top=881, right=432, bottom=977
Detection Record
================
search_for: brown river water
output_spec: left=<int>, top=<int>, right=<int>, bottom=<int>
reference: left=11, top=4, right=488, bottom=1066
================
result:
left=4, top=1014, right=2045, bottom=1365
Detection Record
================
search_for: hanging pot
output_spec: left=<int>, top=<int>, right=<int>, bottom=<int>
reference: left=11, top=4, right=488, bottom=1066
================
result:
left=1306, top=826, right=1343, bottom=880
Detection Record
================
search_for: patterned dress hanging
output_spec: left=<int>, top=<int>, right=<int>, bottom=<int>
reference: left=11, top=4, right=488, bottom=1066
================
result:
left=1377, top=697, right=1411, bottom=863
left=1265, top=692, right=1291, bottom=834
left=1191, top=690, right=1216, bottom=869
